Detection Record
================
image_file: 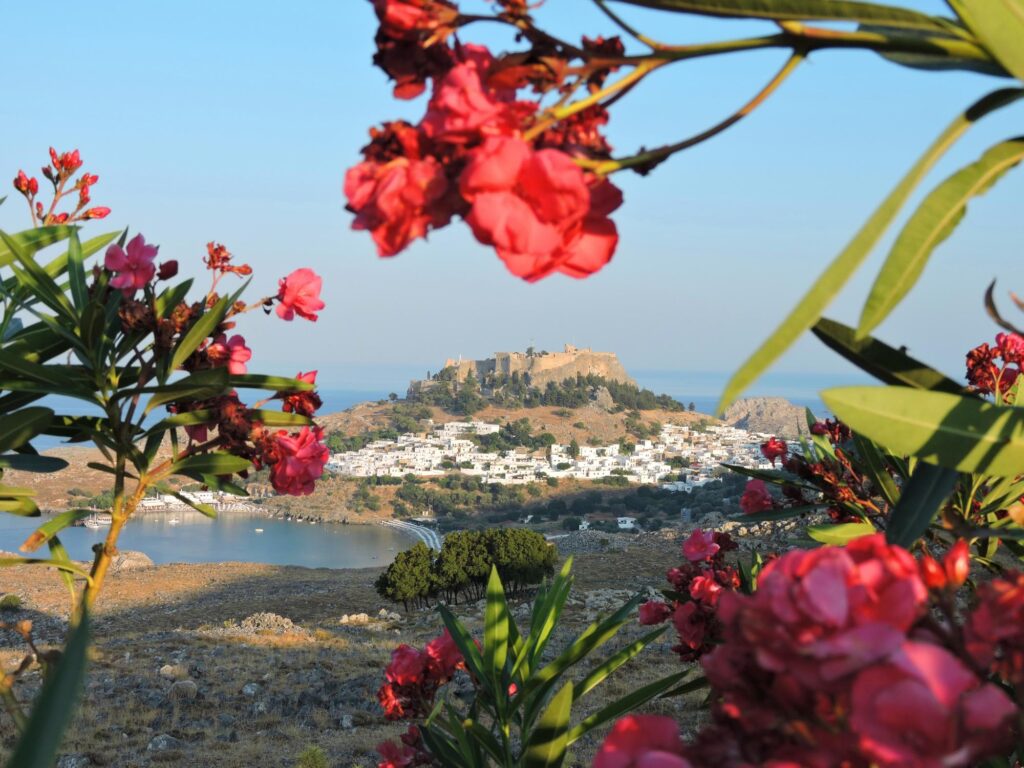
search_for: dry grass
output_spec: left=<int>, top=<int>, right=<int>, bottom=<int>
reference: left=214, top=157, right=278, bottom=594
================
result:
left=0, top=536, right=698, bottom=767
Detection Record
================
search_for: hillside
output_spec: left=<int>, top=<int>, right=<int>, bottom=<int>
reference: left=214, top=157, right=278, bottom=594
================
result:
left=722, top=396, right=808, bottom=439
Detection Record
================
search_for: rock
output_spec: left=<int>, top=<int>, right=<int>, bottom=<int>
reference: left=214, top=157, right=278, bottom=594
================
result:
left=590, top=385, right=616, bottom=411
left=723, top=396, right=807, bottom=439
left=340, top=612, right=370, bottom=625
left=57, top=755, right=91, bottom=768
left=241, top=682, right=261, bottom=697
left=147, top=733, right=184, bottom=752
left=239, top=612, right=301, bottom=634
left=218, top=713, right=236, bottom=727
left=158, top=664, right=190, bottom=681
left=111, top=550, right=154, bottom=573
left=340, top=713, right=354, bottom=729
left=168, top=680, right=198, bottom=702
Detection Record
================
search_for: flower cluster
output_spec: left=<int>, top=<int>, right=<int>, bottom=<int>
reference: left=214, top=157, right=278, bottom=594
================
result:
left=377, top=630, right=464, bottom=721
left=966, top=332, right=1023, bottom=402
left=740, top=426, right=890, bottom=523
left=348, top=1, right=626, bottom=281
left=675, top=535, right=1017, bottom=767
left=104, top=235, right=330, bottom=498
left=377, top=725, right=435, bottom=768
left=594, top=715, right=692, bottom=768
left=638, top=528, right=740, bottom=661
left=12, top=147, right=109, bottom=227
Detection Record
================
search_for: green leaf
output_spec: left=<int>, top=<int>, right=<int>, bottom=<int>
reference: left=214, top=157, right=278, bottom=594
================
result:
left=718, top=87, right=1024, bottom=413
left=823, top=386, right=1024, bottom=477
left=170, top=452, right=252, bottom=477
left=0, top=406, right=53, bottom=453
left=0, top=498, right=40, bottom=516
left=0, top=226, right=74, bottom=268
left=170, top=491, right=217, bottom=518
left=154, top=279, right=194, bottom=319
left=807, top=521, right=877, bottom=544
left=169, top=295, right=231, bottom=373
left=249, top=410, right=312, bottom=427
left=20, top=510, right=94, bottom=553
left=812, top=318, right=966, bottom=394
left=228, top=373, right=315, bottom=392
left=437, top=604, right=490, bottom=693
left=523, top=681, right=573, bottom=768
left=142, top=367, right=230, bottom=414
left=0, top=232, right=75, bottom=320
left=47, top=536, right=77, bottom=606
left=860, top=138, right=1024, bottom=335
left=614, top=0, right=956, bottom=31
left=852, top=433, right=901, bottom=506
left=483, top=566, right=510, bottom=683
left=0, top=453, right=69, bottom=473
left=885, top=461, right=959, bottom=546
left=861, top=23, right=1011, bottom=77
left=948, top=0, right=1024, bottom=81
left=566, top=671, right=690, bottom=746
left=5, top=611, right=90, bottom=768
left=66, top=229, right=88, bottom=310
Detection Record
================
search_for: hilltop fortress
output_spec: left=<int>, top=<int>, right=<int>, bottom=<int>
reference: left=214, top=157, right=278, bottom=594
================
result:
left=411, top=345, right=636, bottom=393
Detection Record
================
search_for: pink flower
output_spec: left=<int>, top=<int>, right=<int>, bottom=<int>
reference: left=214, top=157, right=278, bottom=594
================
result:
left=689, top=574, right=723, bottom=606
left=850, top=641, right=1015, bottom=767
left=421, top=45, right=532, bottom=144
left=594, top=715, right=692, bottom=768
left=681, top=529, right=719, bottom=563
left=157, top=260, right=178, bottom=280
left=996, top=332, right=1024, bottom=365
left=269, top=426, right=329, bottom=496
left=965, top=570, right=1024, bottom=686
left=460, top=136, right=621, bottom=281
left=672, top=602, right=708, bottom=654
left=276, top=268, right=325, bottom=322
left=385, top=644, right=426, bottom=687
left=345, top=156, right=452, bottom=256
left=760, top=437, right=787, bottom=465
left=373, top=0, right=456, bottom=40
left=424, top=629, right=463, bottom=680
left=279, top=371, right=322, bottom=417
left=206, top=334, right=252, bottom=375
left=638, top=600, right=672, bottom=625
left=739, top=479, right=773, bottom=514
left=104, top=234, right=158, bottom=294
left=705, top=534, right=927, bottom=701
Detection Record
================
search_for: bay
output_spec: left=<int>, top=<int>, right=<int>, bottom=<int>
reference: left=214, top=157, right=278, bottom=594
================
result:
left=0, top=511, right=412, bottom=569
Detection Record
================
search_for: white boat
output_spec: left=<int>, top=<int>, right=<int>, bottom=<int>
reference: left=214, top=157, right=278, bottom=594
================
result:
left=254, top=528, right=264, bottom=534
left=168, top=518, right=180, bottom=526
left=83, top=513, right=112, bottom=529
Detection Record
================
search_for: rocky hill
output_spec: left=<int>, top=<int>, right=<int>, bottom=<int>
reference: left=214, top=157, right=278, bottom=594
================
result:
left=410, top=344, right=636, bottom=394
left=723, top=396, right=807, bottom=438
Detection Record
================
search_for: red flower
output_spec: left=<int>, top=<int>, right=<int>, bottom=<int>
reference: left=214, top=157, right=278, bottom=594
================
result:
left=276, top=268, right=325, bottom=322
left=672, top=601, right=709, bottom=655
left=373, top=0, right=457, bottom=41
left=919, top=553, right=947, bottom=590
left=689, top=574, right=723, bottom=606
left=421, top=45, right=533, bottom=145
left=850, top=641, right=1015, bottom=767
left=345, top=155, right=452, bottom=256
left=460, top=136, right=621, bottom=281
left=268, top=426, right=328, bottom=496
left=279, top=371, right=322, bottom=417
left=638, top=600, right=672, bottom=625
left=423, top=629, right=463, bottom=680
left=760, top=437, right=787, bottom=466
left=206, top=334, right=252, bottom=375
left=385, top=644, right=427, bottom=686
left=104, top=234, right=158, bottom=294
left=681, top=528, right=720, bottom=563
left=594, top=715, right=692, bottom=768
left=157, top=261, right=179, bottom=280
left=965, top=570, right=1024, bottom=686
left=944, top=539, right=970, bottom=588
left=996, top=332, right=1024, bottom=365
left=739, top=479, right=773, bottom=514
left=966, top=342, right=999, bottom=394
left=13, top=171, right=38, bottom=196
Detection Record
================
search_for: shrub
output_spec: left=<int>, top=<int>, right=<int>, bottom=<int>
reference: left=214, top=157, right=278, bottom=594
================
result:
left=0, top=594, right=22, bottom=612
left=295, top=746, right=328, bottom=768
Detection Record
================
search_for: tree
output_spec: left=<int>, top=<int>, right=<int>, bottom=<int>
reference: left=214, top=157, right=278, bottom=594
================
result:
left=568, top=438, right=580, bottom=459
left=688, top=402, right=695, bottom=412
left=389, top=392, right=398, bottom=402
left=562, top=516, right=582, bottom=531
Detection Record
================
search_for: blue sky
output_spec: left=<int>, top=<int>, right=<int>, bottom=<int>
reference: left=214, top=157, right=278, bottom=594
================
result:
left=1, top=1, right=1021, bottom=397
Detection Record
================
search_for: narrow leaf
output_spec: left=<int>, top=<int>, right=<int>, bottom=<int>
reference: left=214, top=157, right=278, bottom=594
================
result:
left=0, top=407, right=53, bottom=453
left=860, top=138, right=1024, bottom=335
left=523, top=681, right=573, bottom=768
left=823, top=386, right=1024, bottom=477
left=5, top=611, right=90, bottom=768
left=949, top=0, right=1024, bottom=81
left=567, top=671, right=689, bottom=746
left=718, top=87, right=1024, bottom=412
left=807, top=521, right=877, bottom=544
left=20, top=510, right=93, bottom=552
left=886, top=461, right=959, bottom=546
left=484, top=566, right=510, bottom=681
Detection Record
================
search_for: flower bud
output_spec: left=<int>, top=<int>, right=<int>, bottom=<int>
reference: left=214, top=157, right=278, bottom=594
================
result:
left=919, top=554, right=947, bottom=590
left=157, top=260, right=179, bottom=280
left=49, top=147, right=60, bottom=167
left=944, top=540, right=970, bottom=588
left=83, top=207, right=111, bottom=220
left=53, top=213, right=69, bottom=224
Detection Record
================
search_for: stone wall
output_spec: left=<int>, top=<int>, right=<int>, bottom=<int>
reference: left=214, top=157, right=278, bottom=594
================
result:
left=430, top=345, right=636, bottom=389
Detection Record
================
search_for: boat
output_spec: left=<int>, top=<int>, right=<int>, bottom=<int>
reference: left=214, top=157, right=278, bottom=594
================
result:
left=254, top=528, right=264, bottom=534
left=168, top=518, right=180, bottom=526
left=83, top=513, right=112, bottom=530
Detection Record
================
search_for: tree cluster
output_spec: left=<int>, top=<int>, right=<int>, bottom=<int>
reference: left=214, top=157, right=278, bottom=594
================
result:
left=375, top=528, right=557, bottom=610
